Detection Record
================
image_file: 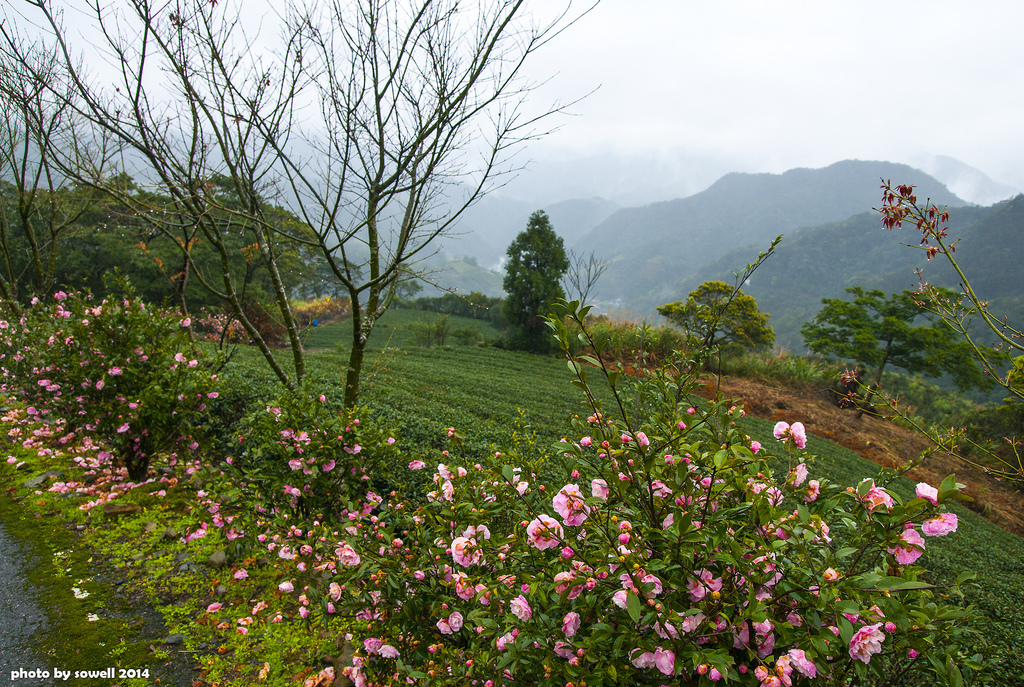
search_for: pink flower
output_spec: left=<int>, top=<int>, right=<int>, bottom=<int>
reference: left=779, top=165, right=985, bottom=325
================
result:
left=526, top=515, right=563, bottom=550
left=915, top=482, right=939, bottom=505
left=790, top=422, right=807, bottom=448
left=823, top=567, right=839, bottom=582
left=510, top=595, right=532, bottom=621
left=788, top=648, right=817, bottom=678
left=773, top=421, right=807, bottom=448
left=612, top=590, right=628, bottom=609
left=206, top=602, right=222, bottom=613
left=562, top=611, right=581, bottom=638
left=448, top=611, right=464, bottom=631
left=107, top=367, right=123, bottom=376
left=436, top=618, right=453, bottom=634
left=849, top=623, right=886, bottom=664
left=233, top=569, right=248, bottom=580
left=379, top=645, right=399, bottom=659
left=636, top=431, right=650, bottom=447
left=452, top=536, right=482, bottom=567
left=653, top=647, right=675, bottom=675
left=631, top=650, right=655, bottom=669
left=278, top=580, right=294, bottom=593
left=95, top=380, right=105, bottom=390
left=336, top=543, right=361, bottom=566
left=790, top=463, right=808, bottom=487
left=922, top=512, right=958, bottom=537
left=860, top=479, right=894, bottom=512
left=408, top=460, right=426, bottom=470
left=553, top=484, right=590, bottom=526
left=804, top=479, right=820, bottom=503
left=888, top=528, right=925, bottom=565
left=580, top=436, right=592, bottom=447
left=591, top=479, right=608, bottom=500
left=750, top=440, right=761, bottom=454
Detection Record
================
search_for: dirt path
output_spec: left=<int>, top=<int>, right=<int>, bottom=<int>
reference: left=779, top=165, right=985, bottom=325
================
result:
left=711, top=376, right=1024, bottom=537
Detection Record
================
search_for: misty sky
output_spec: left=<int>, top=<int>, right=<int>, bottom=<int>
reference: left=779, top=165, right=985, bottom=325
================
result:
left=519, top=0, right=1024, bottom=189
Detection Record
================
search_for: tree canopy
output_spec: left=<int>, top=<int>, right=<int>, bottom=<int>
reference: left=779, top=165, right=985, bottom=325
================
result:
left=800, top=286, right=994, bottom=394
left=658, top=280, right=775, bottom=349
left=503, top=211, right=569, bottom=352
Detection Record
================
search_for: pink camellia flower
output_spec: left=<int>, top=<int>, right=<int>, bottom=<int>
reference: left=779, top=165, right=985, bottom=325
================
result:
left=823, top=567, right=839, bottom=582
left=580, top=436, right=592, bottom=447
left=915, top=482, right=939, bottom=505
left=436, top=618, right=453, bottom=635
left=562, top=611, right=581, bottom=638
left=526, top=515, right=563, bottom=550
left=107, top=367, right=123, bottom=376
left=451, top=536, right=482, bottom=567
left=95, top=380, right=105, bottom=390
left=630, top=650, right=656, bottom=669
left=379, top=645, right=399, bottom=659
left=636, top=431, right=650, bottom=447
left=686, top=569, right=722, bottom=601
left=591, top=479, right=609, bottom=500
left=773, top=421, right=807, bottom=449
left=750, top=440, right=761, bottom=454
left=180, top=317, right=192, bottom=328
left=790, top=422, right=807, bottom=449
left=233, top=568, right=248, bottom=580
left=206, top=602, right=222, bottom=613
left=336, top=543, right=361, bottom=566
left=804, top=479, right=820, bottom=503
left=860, top=479, right=894, bottom=512
left=922, top=512, right=958, bottom=537
left=408, top=460, right=426, bottom=470
left=790, top=463, right=809, bottom=487
left=510, top=595, right=532, bottom=621
left=849, top=623, right=886, bottom=664
left=447, top=611, right=464, bottom=632
left=278, top=580, right=294, bottom=593
left=553, top=484, right=590, bottom=526
left=363, top=638, right=383, bottom=654
left=653, top=647, right=675, bottom=676
left=612, top=590, right=628, bottom=609
left=788, top=648, right=817, bottom=678
left=329, top=582, right=343, bottom=601
left=888, top=528, right=926, bottom=565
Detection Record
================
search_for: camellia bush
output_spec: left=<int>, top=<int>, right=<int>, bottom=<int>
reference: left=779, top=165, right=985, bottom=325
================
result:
left=205, top=299, right=985, bottom=687
left=0, top=278, right=219, bottom=480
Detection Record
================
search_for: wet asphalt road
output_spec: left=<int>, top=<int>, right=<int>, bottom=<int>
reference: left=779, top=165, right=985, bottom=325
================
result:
left=0, top=518, right=49, bottom=684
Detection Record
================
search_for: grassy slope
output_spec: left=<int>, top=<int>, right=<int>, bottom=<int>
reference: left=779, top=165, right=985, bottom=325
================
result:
left=1, top=326, right=1022, bottom=684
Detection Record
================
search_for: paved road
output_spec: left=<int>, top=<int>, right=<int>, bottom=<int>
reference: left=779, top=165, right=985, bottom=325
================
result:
left=0, top=518, right=49, bottom=683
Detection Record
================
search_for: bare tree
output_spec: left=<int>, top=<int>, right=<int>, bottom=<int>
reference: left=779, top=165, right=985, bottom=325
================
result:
left=562, top=248, right=609, bottom=306
left=0, top=39, right=109, bottom=312
left=2, top=0, right=312, bottom=388
left=2, top=0, right=591, bottom=404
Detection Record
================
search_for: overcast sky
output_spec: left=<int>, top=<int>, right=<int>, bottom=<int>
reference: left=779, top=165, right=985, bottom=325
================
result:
left=518, top=0, right=1024, bottom=189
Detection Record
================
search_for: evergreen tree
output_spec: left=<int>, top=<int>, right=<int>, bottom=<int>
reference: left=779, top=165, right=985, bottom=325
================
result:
left=503, top=211, right=569, bottom=352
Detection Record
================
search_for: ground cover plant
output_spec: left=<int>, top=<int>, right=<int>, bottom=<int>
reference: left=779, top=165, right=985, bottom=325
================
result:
left=0, top=293, right=1022, bottom=685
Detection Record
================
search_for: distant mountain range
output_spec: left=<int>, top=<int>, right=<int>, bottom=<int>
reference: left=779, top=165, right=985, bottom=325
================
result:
left=424, top=157, right=1023, bottom=351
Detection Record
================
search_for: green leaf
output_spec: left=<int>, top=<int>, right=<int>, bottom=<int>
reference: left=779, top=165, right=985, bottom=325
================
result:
left=870, top=577, right=934, bottom=591
left=501, top=465, right=514, bottom=483
left=626, top=591, right=642, bottom=624
left=713, top=449, right=728, bottom=469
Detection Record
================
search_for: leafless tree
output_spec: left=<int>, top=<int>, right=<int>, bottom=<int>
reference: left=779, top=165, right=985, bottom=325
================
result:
left=562, top=248, right=609, bottom=307
left=0, top=39, right=110, bottom=312
left=2, top=0, right=592, bottom=404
